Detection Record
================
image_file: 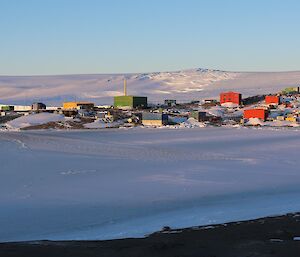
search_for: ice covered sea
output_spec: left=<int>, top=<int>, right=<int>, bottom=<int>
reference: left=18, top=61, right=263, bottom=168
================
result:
left=1, top=127, right=300, bottom=242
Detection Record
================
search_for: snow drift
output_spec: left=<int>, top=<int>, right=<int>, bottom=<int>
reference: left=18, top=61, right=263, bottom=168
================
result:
left=6, top=113, right=66, bottom=129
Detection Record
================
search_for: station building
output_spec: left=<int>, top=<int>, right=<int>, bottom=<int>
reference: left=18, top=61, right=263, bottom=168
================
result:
left=63, top=102, right=94, bottom=110
left=265, top=95, right=281, bottom=105
left=244, top=109, right=268, bottom=121
left=220, top=92, right=242, bottom=105
left=114, top=96, right=147, bottom=109
left=142, top=112, right=168, bottom=126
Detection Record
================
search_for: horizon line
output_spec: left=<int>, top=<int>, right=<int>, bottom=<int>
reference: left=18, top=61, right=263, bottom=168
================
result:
left=1, top=67, right=300, bottom=77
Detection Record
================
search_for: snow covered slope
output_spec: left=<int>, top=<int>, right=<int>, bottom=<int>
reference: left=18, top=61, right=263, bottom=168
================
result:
left=6, top=113, right=66, bottom=130
left=1, top=69, right=300, bottom=105
left=1, top=128, right=300, bottom=242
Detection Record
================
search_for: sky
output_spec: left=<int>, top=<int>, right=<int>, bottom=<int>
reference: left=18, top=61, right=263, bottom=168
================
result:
left=0, top=0, right=300, bottom=75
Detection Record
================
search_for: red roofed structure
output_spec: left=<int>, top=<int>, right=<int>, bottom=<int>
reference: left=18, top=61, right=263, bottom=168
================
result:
left=265, top=95, right=281, bottom=105
left=244, top=109, right=268, bottom=121
left=220, top=92, right=242, bottom=105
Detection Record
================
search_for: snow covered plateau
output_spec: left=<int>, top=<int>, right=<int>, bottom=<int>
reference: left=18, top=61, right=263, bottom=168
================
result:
left=1, top=69, right=300, bottom=105
left=1, top=127, right=300, bottom=242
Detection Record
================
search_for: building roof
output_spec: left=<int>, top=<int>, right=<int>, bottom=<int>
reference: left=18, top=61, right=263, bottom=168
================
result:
left=63, top=102, right=94, bottom=105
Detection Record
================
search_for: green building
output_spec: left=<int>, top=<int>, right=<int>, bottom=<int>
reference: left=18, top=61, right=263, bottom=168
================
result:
left=114, top=96, right=147, bottom=109
left=282, top=87, right=300, bottom=95
left=1, top=105, right=14, bottom=111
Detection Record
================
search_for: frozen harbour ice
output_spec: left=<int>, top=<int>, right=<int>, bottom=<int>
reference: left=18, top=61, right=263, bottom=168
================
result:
left=0, top=127, right=300, bottom=242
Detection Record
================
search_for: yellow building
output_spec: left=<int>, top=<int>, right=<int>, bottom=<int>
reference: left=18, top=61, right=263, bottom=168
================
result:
left=63, top=102, right=94, bottom=110
left=285, top=116, right=297, bottom=123
left=142, top=112, right=168, bottom=126
left=142, top=120, right=165, bottom=126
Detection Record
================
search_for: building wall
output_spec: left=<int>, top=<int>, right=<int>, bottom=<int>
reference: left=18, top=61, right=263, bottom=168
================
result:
left=32, top=103, right=46, bottom=111
left=191, top=111, right=208, bottom=122
left=164, top=99, right=176, bottom=107
left=142, top=112, right=168, bottom=126
left=244, top=109, right=267, bottom=121
left=114, top=96, right=134, bottom=108
left=242, top=95, right=265, bottom=106
left=142, top=120, right=164, bottom=126
left=286, top=116, right=297, bottom=122
left=132, top=97, right=147, bottom=108
left=1, top=105, right=14, bottom=111
left=63, top=102, right=94, bottom=110
left=63, top=102, right=78, bottom=110
left=77, top=103, right=94, bottom=110
left=265, top=95, right=280, bottom=105
left=14, top=105, right=31, bottom=112
left=220, top=92, right=242, bottom=105
left=114, top=96, right=147, bottom=109
left=282, top=87, right=300, bottom=94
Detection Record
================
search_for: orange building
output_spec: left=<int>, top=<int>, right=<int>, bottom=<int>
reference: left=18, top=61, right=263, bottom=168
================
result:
left=63, top=102, right=94, bottom=110
left=244, top=109, right=268, bottom=121
left=220, top=92, right=242, bottom=105
left=265, top=95, right=280, bottom=105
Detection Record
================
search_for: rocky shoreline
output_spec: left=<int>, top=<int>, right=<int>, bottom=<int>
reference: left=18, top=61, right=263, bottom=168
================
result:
left=1, top=213, right=300, bottom=257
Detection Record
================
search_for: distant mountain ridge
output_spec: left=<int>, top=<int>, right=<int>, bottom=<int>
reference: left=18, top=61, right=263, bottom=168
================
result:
left=0, top=69, right=300, bottom=105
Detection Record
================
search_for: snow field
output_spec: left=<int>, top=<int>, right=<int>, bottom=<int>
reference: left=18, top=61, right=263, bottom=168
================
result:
left=0, top=128, right=300, bottom=242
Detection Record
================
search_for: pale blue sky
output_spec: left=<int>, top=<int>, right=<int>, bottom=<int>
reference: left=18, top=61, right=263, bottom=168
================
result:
left=1, top=0, right=300, bottom=75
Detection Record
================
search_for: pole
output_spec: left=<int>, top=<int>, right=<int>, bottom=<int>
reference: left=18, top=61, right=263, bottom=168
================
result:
left=124, top=78, right=127, bottom=96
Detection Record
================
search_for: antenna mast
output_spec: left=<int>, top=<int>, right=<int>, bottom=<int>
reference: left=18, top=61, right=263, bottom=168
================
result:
left=124, top=78, right=127, bottom=96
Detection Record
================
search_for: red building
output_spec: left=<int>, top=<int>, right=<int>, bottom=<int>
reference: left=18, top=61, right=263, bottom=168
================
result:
left=265, top=95, right=280, bottom=105
left=220, top=92, right=242, bottom=105
left=244, top=109, right=268, bottom=121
